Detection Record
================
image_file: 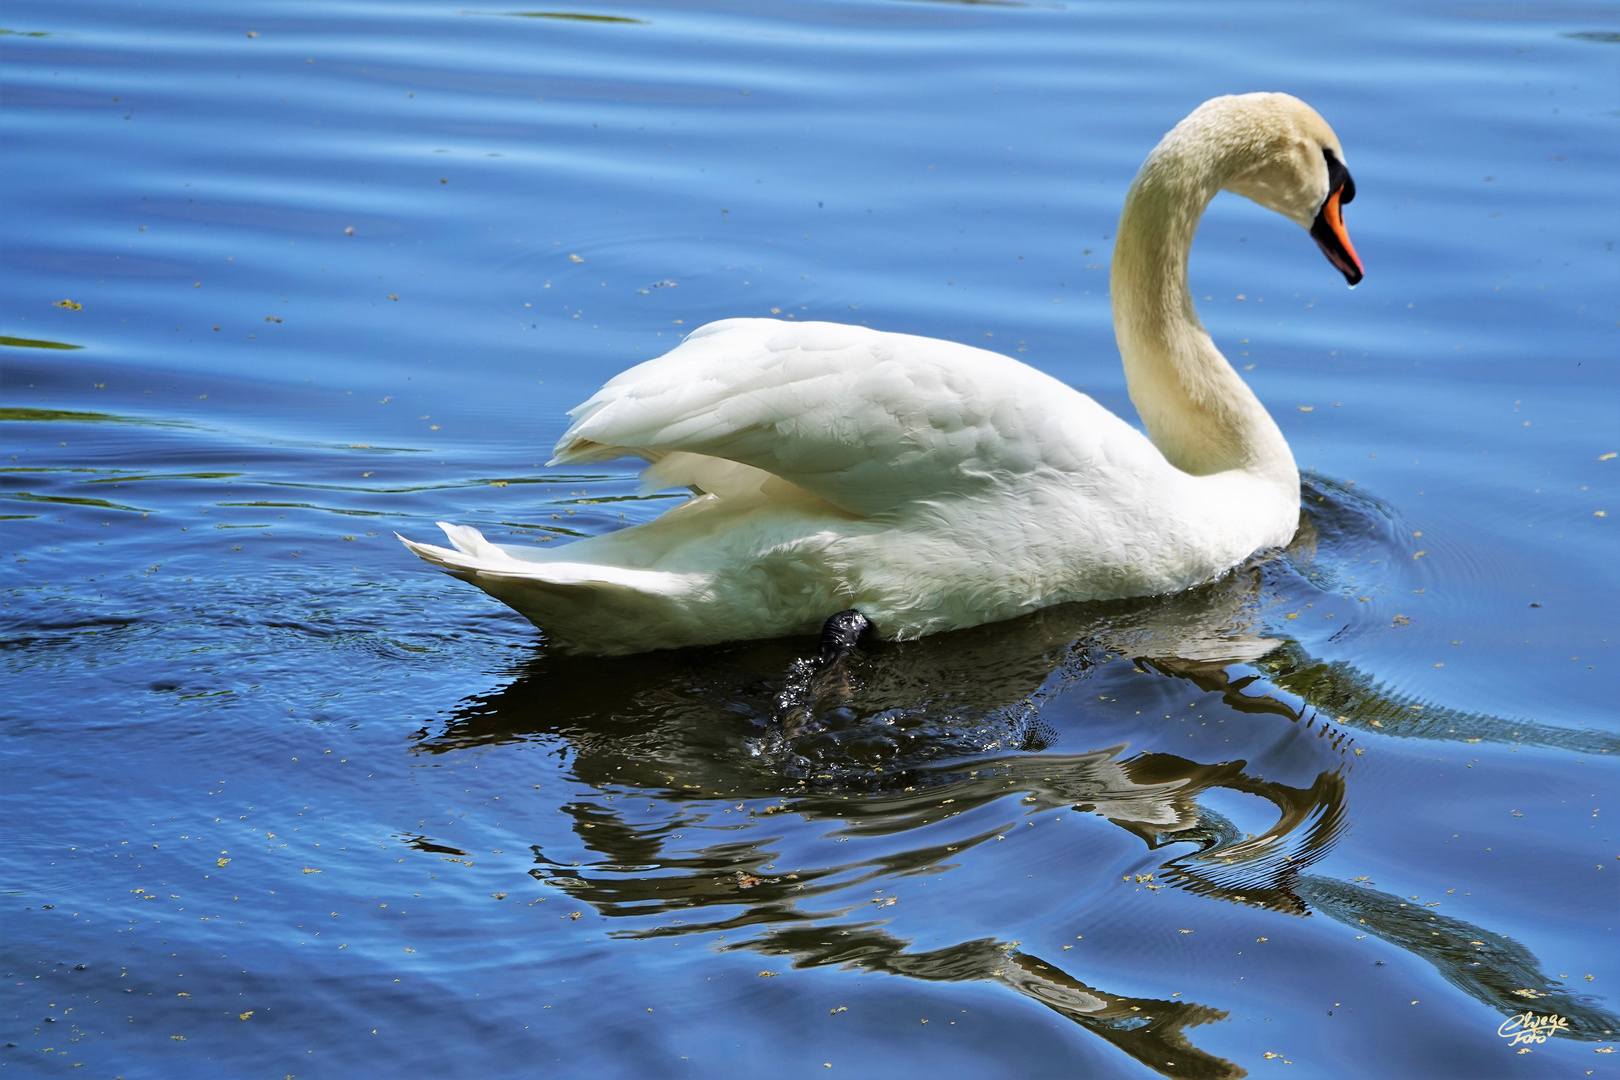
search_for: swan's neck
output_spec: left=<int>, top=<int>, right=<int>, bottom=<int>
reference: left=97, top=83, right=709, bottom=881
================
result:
left=1110, top=128, right=1297, bottom=497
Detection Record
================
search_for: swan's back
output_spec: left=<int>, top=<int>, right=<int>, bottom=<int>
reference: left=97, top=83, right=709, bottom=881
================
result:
left=552, top=318, right=1160, bottom=517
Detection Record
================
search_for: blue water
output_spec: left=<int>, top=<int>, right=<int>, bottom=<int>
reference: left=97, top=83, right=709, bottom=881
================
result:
left=3, top=1, right=1617, bottom=1076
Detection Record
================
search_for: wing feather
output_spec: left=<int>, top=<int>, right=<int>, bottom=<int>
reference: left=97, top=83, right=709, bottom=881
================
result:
left=551, top=318, right=1139, bottom=516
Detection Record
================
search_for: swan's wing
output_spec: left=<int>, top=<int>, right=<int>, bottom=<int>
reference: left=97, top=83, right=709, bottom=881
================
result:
left=551, top=318, right=1141, bottom=516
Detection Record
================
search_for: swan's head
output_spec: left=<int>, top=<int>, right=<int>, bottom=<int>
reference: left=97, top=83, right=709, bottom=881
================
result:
left=1197, top=93, right=1364, bottom=286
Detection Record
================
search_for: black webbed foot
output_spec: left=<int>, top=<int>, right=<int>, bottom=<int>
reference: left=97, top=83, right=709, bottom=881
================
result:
left=817, top=609, right=875, bottom=665
left=776, top=609, right=876, bottom=740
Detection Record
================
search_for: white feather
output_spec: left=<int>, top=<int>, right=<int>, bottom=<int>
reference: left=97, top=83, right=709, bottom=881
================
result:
left=402, top=93, right=1357, bottom=655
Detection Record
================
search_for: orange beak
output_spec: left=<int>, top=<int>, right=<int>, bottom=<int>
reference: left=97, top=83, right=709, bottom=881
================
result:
left=1311, top=187, right=1363, bottom=286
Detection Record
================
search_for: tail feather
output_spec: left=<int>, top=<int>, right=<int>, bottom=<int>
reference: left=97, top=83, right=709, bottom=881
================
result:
left=397, top=523, right=699, bottom=596
left=398, top=523, right=714, bottom=654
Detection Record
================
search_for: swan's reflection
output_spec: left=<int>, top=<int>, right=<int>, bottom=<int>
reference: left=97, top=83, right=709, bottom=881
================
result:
left=745, top=927, right=1249, bottom=1080
left=1295, top=875, right=1618, bottom=1040
left=525, top=746, right=1345, bottom=920
left=500, top=745, right=1294, bottom=1079
left=409, top=484, right=1616, bottom=1076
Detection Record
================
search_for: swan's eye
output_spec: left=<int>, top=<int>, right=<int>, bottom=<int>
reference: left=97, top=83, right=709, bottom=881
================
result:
left=1323, top=147, right=1355, bottom=205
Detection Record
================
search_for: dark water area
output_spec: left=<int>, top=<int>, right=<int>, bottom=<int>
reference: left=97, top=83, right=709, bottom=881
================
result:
left=2, top=0, right=1617, bottom=1076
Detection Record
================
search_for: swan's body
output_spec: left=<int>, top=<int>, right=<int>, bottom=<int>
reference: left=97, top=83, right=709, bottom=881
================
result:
left=402, top=93, right=1363, bottom=656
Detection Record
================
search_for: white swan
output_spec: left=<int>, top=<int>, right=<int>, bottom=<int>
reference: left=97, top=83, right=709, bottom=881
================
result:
left=401, top=93, right=1363, bottom=656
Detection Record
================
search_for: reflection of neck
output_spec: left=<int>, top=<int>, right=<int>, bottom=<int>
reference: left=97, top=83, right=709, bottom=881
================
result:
left=1111, top=128, right=1296, bottom=497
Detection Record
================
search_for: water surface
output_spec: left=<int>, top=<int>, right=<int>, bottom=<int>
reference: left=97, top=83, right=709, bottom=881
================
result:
left=3, top=0, right=1617, bottom=1076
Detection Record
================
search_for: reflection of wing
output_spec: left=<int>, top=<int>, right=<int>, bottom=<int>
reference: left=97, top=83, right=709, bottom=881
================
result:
left=551, top=318, right=1154, bottom=517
